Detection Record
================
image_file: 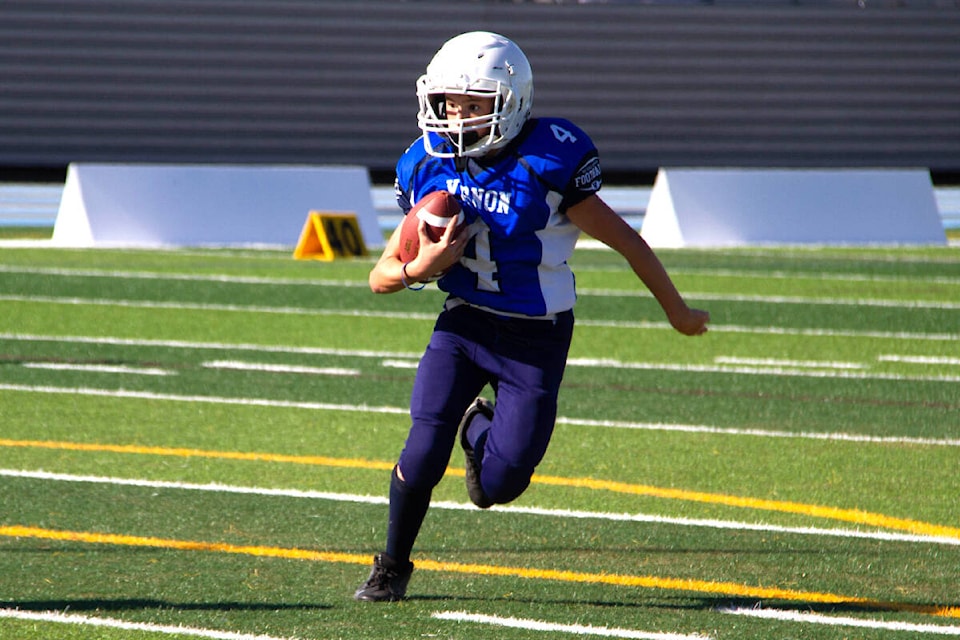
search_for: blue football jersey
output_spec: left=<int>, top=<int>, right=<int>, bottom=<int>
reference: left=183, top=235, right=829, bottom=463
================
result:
left=395, top=117, right=602, bottom=317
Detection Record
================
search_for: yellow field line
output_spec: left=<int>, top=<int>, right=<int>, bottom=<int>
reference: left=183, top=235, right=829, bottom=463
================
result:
left=0, top=438, right=395, bottom=471
left=1, top=524, right=957, bottom=620
left=2, top=437, right=957, bottom=541
left=530, top=474, right=960, bottom=540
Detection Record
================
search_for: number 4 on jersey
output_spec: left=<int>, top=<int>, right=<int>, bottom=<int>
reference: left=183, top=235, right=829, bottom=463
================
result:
left=550, top=124, right=578, bottom=144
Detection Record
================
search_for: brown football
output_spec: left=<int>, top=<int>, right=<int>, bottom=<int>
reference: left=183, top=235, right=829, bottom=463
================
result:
left=398, top=190, right=464, bottom=264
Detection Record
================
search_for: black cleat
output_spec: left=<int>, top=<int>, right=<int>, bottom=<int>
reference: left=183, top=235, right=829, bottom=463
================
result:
left=354, top=553, right=414, bottom=602
left=459, top=397, right=495, bottom=509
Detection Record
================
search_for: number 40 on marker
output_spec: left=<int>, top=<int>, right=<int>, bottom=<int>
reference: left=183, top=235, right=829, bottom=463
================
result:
left=294, top=211, right=368, bottom=261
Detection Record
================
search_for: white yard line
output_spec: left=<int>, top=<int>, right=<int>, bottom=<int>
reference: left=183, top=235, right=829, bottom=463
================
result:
left=0, top=332, right=423, bottom=359
left=5, top=262, right=958, bottom=288
left=553, top=416, right=960, bottom=447
left=576, top=320, right=958, bottom=342
left=380, top=359, right=421, bottom=369
left=1, top=296, right=957, bottom=341
left=3, top=271, right=960, bottom=311
left=566, top=357, right=960, bottom=383
left=0, top=263, right=369, bottom=288
left=578, top=288, right=960, bottom=310
left=714, top=356, right=866, bottom=370
left=2, top=469, right=958, bottom=546
left=3, top=332, right=959, bottom=383
left=0, top=383, right=407, bottom=415
left=0, top=294, right=437, bottom=321
left=880, top=354, right=960, bottom=366
left=22, top=362, right=170, bottom=376
left=201, top=361, right=360, bottom=376
left=0, top=608, right=298, bottom=640
left=1, top=382, right=958, bottom=448
left=654, top=267, right=960, bottom=286
left=432, top=611, right=711, bottom=639
left=720, top=606, right=960, bottom=636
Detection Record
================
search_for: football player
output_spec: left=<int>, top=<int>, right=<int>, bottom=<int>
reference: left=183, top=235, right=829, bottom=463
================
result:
left=356, top=31, right=709, bottom=602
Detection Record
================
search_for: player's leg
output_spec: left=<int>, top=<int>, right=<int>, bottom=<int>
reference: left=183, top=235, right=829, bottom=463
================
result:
left=386, top=331, right=486, bottom=555
left=469, top=311, right=574, bottom=504
left=401, top=314, right=491, bottom=492
left=356, top=309, right=489, bottom=601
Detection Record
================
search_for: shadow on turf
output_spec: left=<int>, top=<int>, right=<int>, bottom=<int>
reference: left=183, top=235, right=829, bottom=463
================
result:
left=404, top=593, right=959, bottom=617
left=9, top=596, right=955, bottom=619
left=1, top=599, right=331, bottom=612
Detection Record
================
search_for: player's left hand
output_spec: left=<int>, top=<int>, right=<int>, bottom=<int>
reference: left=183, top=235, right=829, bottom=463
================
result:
left=669, top=305, right=710, bottom=336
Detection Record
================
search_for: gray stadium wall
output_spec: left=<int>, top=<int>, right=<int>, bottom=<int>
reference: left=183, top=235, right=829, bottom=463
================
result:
left=1, top=0, right=959, bottom=181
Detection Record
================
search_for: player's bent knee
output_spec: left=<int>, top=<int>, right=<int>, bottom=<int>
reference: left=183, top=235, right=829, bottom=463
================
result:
left=481, top=460, right=535, bottom=504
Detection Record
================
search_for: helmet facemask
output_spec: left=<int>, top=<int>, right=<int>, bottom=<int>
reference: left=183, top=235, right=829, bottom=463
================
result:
left=417, top=83, right=512, bottom=158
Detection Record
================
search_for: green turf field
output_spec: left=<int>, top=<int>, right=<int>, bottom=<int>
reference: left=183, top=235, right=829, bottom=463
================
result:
left=0, top=244, right=957, bottom=640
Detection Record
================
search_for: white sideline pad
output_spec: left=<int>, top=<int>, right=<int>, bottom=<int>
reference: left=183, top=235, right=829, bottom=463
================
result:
left=52, top=163, right=384, bottom=249
left=641, top=168, right=945, bottom=247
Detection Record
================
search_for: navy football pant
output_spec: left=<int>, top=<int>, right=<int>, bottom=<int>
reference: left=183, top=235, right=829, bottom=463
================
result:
left=398, top=304, right=575, bottom=502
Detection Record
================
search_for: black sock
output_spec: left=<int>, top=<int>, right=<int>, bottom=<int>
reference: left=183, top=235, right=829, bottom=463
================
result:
left=466, top=409, right=491, bottom=451
left=384, top=466, right=432, bottom=565
left=472, top=430, right=488, bottom=463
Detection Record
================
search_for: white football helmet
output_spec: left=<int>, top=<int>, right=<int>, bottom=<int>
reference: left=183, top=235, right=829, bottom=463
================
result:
left=417, top=31, right=534, bottom=158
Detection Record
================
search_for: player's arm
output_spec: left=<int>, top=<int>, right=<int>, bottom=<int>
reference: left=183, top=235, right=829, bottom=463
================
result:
left=368, top=223, right=409, bottom=294
left=369, top=215, right=464, bottom=294
left=567, top=194, right=709, bottom=336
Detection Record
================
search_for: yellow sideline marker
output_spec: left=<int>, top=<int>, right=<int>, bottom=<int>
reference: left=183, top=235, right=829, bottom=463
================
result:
left=1, top=524, right=957, bottom=619
left=2, top=437, right=957, bottom=541
left=293, top=211, right=367, bottom=260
